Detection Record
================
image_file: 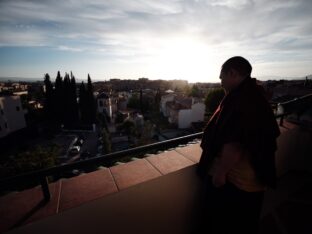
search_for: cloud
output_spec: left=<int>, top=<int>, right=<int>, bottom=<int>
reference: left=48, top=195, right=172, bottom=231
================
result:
left=57, top=45, right=84, bottom=52
left=0, top=0, right=311, bottom=80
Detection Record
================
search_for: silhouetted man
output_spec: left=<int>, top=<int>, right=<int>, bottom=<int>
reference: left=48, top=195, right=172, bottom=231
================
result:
left=195, top=56, right=280, bottom=233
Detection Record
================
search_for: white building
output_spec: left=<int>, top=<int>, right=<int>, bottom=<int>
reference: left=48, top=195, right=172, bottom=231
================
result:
left=178, top=102, right=205, bottom=128
left=0, top=94, right=27, bottom=138
left=165, top=97, right=205, bottom=129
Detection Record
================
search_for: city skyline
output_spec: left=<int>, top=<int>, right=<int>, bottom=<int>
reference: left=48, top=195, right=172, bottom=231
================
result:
left=0, top=0, right=312, bottom=82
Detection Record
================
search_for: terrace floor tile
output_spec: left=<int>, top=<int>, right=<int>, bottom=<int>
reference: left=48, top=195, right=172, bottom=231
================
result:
left=175, top=143, right=202, bottom=163
left=110, top=159, right=162, bottom=190
left=146, top=150, right=194, bottom=175
left=58, top=168, right=118, bottom=212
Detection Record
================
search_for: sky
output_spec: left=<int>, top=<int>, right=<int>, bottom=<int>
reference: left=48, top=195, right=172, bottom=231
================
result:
left=0, top=0, right=312, bottom=83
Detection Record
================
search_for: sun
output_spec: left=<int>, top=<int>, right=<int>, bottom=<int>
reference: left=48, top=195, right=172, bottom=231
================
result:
left=148, top=37, right=220, bottom=82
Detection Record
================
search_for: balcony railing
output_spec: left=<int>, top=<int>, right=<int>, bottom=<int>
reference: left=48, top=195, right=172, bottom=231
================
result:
left=0, top=133, right=203, bottom=201
left=0, top=94, right=311, bottom=202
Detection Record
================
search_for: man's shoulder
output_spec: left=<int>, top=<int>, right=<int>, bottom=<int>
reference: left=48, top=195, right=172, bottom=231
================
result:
left=237, top=86, right=269, bottom=109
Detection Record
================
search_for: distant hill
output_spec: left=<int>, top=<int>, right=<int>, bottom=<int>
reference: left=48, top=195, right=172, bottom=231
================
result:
left=1, top=74, right=311, bottom=83
left=0, top=77, right=98, bottom=83
left=258, top=74, right=312, bottom=81
left=0, top=77, right=41, bottom=82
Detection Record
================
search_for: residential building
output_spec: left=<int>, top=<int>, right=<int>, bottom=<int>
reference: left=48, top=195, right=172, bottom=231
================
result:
left=0, top=94, right=27, bottom=138
left=97, top=92, right=111, bottom=118
left=97, top=92, right=118, bottom=120
left=178, top=102, right=205, bottom=128
left=165, top=97, right=205, bottom=129
left=160, top=93, right=175, bottom=116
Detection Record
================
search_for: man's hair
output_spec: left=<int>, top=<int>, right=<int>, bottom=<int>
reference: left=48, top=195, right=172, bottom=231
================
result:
left=221, top=56, right=252, bottom=78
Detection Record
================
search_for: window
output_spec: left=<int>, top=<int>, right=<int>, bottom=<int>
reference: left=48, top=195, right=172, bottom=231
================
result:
left=16, top=106, right=20, bottom=111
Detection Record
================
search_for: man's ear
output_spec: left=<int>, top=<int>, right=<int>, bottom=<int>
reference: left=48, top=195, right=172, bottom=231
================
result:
left=228, top=69, right=236, bottom=78
left=229, top=69, right=239, bottom=79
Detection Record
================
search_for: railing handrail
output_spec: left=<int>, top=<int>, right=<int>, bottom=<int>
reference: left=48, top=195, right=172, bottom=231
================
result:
left=278, top=93, right=312, bottom=106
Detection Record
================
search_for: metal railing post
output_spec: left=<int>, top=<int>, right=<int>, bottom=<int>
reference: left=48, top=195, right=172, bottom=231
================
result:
left=40, top=177, right=51, bottom=202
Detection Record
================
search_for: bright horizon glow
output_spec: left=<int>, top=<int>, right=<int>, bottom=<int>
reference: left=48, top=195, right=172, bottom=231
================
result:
left=0, top=0, right=312, bottom=83
left=148, top=37, right=219, bottom=81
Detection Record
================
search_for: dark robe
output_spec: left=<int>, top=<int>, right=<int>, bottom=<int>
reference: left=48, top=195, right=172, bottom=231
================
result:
left=197, top=78, right=280, bottom=188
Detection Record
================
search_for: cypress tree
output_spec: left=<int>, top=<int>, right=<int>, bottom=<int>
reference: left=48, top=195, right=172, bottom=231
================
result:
left=43, top=73, right=54, bottom=120
left=54, top=71, right=64, bottom=124
left=79, top=81, right=88, bottom=124
left=70, top=72, right=79, bottom=124
left=101, top=128, right=111, bottom=154
left=87, top=74, right=96, bottom=124
left=63, top=73, right=71, bottom=127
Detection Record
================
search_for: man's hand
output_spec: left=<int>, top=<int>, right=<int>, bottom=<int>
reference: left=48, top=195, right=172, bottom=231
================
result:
left=212, top=142, right=243, bottom=187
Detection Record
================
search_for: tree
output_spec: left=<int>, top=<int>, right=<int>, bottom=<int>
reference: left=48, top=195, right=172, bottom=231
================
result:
left=154, top=89, right=161, bottom=112
left=63, top=73, right=72, bottom=126
left=190, top=84, right=201, bottom=97
left=115, top=112, right=125, bottom=124
left=60, top=72, right=79, bottom=127
left=79, top=82, right=88, bottom=123
left=70, top=72, right=79, bottom=123
left=205, top=88, right=225, bottom=114
left=101, top=128, right=111, bottom=154
left=43, top=73, right=54, bottom=120
left=86, top=74, right=96, bottom=124
left=54, top=71, right=65, bottom=124
left=2, top=145, right=60, bottom=177
left=137, top=120, right=155, bottom=146
left=127, top=93, right=150, bottom=112
left=117, top=120, right=136, bottom=136
left=127, top=93, right=140, bottom=109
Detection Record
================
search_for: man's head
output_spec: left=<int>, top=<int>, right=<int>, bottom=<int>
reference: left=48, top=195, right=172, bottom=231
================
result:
left=220, top=56, right=252, bottom=92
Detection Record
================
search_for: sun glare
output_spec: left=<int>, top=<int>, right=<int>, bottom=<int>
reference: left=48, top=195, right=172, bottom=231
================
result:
left=149, top=38, right=219, bottom=82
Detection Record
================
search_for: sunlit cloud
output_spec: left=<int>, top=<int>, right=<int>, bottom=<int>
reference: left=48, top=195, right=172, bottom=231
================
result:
left=0, top=0, right=311, bottom=82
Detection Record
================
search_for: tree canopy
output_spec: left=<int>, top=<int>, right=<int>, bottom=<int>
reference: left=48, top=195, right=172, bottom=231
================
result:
left=43, top=72, right=96, bottom=127
left=205, top=88, right=225, bottom=114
